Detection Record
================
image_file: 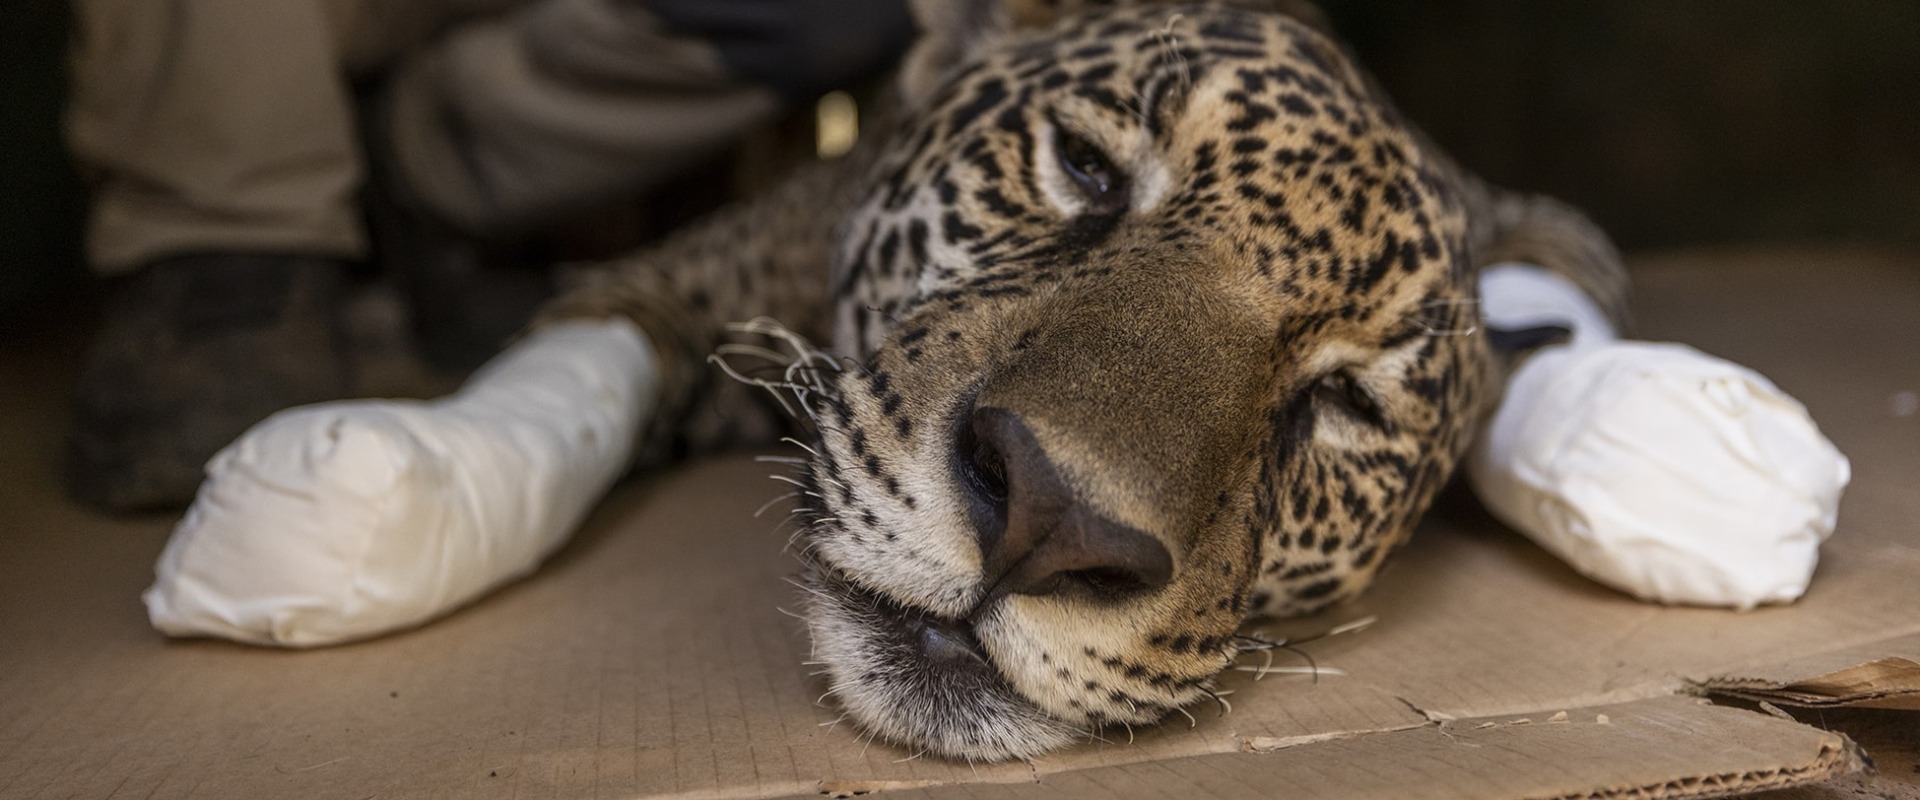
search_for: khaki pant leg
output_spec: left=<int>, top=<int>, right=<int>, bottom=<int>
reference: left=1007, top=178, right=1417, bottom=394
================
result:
left=383, top=0, right=783, bottom=234
left=66, top=0, right=366, bottom=273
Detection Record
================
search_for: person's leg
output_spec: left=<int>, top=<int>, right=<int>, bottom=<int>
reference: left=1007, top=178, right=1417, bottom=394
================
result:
left=62, top=0, right=560, bottom=510
left=64, top=0, right=366, bottom=510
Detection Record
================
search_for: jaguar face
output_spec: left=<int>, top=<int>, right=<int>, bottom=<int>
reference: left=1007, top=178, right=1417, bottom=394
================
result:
left=792, top=0, right=1495, bottom=760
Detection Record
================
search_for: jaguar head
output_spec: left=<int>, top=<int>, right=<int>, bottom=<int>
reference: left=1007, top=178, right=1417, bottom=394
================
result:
left=794, top=0, right=1496, bottom=760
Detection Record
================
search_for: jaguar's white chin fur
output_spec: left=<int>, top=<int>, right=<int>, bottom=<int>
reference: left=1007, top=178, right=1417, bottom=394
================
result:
left=798, top=567, right=1083, bottom=761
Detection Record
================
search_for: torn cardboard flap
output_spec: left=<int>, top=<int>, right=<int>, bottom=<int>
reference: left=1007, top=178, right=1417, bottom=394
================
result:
left=1703, top=638, right=1920, bottom=710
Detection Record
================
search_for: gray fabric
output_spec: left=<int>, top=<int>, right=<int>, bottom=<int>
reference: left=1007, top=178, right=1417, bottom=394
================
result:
left=644, top=0, right=915, bottom=100
left=381, top=0, right=783, bottom=234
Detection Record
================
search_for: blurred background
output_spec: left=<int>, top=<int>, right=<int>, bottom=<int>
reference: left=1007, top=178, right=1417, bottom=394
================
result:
left=3, top=0, right=1916, bottom=325
left=1324, top=0, right=1920, bottom=249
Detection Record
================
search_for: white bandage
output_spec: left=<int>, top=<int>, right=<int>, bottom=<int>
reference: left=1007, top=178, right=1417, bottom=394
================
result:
left=144, top=319, right=658, bottom=646
left=1468, top=265, right=1850, bottom=609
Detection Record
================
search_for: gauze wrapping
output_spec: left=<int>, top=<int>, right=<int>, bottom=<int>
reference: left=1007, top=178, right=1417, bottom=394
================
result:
left=145, top=319, right=657, bottom=646
left=1468, top=265, right=1850, bottom=609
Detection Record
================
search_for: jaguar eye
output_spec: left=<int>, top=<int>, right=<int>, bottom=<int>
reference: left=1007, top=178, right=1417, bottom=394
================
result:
left=1314, top=370, right=1388, bottom=429
left=1054, top=127, right=1129, bottom=215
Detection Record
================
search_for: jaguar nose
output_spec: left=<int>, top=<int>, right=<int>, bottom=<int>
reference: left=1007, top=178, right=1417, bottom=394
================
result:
left=956, top=406, right=1174, bottom=602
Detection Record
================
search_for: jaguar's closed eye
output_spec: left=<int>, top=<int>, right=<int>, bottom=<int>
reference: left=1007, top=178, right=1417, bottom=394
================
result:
left=1314, top=370, right=1388, bottom=429
left=1053, top=126, right=1129, bottom=215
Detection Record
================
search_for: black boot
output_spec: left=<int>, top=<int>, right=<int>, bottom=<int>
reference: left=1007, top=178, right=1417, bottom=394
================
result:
left=68, top=253, right=349, bottom=511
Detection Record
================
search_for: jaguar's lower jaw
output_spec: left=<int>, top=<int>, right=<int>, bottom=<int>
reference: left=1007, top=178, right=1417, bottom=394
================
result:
left=799, top=568, right=1083, bottom=761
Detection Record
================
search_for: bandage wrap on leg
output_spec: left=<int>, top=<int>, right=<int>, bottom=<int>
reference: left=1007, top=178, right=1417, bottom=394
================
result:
left=1468, top=265, right=1850, bottom=609
left=144, top=319, right=657, bottom=646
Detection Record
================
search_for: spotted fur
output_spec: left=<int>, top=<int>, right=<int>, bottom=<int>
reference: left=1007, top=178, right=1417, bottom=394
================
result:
left=543, top=0, right=1628, bottom=762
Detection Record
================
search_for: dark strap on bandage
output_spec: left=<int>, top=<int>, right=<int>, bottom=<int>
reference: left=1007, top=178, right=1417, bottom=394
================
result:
left=1486, top=324, right=1573, bottom=356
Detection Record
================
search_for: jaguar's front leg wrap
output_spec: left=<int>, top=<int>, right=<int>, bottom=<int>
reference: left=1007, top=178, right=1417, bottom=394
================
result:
left=1461, top=183, right=1849, bottom=610
left=146, top=140, right=882, bottom=647
left=146, top=318, right=659, bottom=646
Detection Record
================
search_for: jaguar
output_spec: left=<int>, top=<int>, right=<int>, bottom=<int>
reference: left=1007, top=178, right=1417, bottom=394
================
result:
left=542, top=0, right=1628, bottom=761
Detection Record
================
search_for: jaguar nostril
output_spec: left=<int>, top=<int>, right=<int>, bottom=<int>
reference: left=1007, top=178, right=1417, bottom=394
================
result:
left=961, top=406, right=1175, bottom=603
left=1061, top=566, right=1154, bottom=597
left=953, top=404, right=1016, bottom=560
left=1005, top=507, right=1174, bottom=600
left=956, top=412, right=1010, bottom=511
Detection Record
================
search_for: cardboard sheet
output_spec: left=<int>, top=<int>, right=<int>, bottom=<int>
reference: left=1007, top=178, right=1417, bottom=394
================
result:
left=1, top=245, right=1915, bottom=799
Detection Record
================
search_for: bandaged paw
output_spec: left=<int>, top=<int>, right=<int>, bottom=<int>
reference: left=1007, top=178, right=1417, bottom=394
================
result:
left=1468, top=265, right=1850, bottom=609
left=144, top=319, right=657, bottom=646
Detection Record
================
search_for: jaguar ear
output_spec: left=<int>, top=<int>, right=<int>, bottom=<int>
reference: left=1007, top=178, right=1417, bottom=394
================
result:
left=895, top=0, right=1009, bottom=111
left=897, top=0, right=1112, bottom=110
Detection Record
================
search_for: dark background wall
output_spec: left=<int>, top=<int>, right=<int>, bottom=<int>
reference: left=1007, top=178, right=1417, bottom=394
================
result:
left=1325, top=0, right=1920, bottom=249
left=0, top=0, right=86, bottom=327
left=4, top=1, right=1917, bottom=323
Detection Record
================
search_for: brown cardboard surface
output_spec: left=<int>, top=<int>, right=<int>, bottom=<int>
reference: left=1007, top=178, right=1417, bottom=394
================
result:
left=1, top=245, right=1915, bottom=799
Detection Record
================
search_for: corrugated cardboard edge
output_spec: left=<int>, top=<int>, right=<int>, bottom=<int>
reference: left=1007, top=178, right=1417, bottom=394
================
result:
left=783, top=696, right=1861, bottom=800
left=1523, top=738, right=1861, bottom=800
